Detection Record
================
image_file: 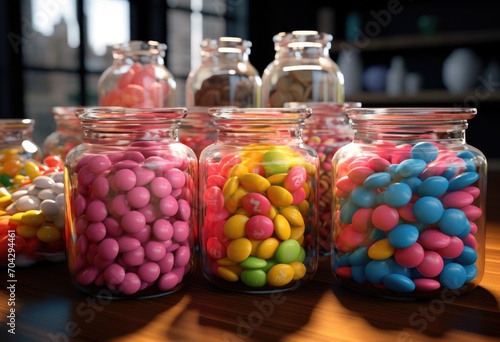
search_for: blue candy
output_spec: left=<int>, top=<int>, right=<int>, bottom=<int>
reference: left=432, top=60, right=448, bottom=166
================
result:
left=439, top=208, right=469, bottom=236
left=440, top=263, right=467, bottom=290
left=411, top=142, right=439, bottom=163
left=384, top=182, right=412, bottom=207
left=383, top=273, right=416, bottom=293
left=350, top=186, right=377, bottom=208
left=395, top=158, right=427, bottom=178
left=388, top=224, right=419, bottom=248
left=413, top=196, right=444, bottom=224
left=418, top=176, right=449, bottom=197
left=448, top=171, right=479, bottom=191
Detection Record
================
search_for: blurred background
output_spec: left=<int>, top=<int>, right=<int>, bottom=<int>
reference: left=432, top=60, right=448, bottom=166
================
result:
left=1, top=0, right=499, bottom=165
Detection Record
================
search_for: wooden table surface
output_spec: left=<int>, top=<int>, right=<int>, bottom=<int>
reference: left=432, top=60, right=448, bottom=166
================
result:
left=1, top=171, right=500, bottom=342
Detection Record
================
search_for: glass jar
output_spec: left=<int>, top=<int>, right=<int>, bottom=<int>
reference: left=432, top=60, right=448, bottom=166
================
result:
left=286, top=102, right=361, bottom=256
left=262, top=30, right=345, bottom=107
left=65, top=107, right=197, bottom=298
left=179, top=107, right=218, bottom=158
left=43, top=106, right=84, bottom=160
left=0, top=119, right=66, bottom=267
left=97, top=40, right=177, bottom=107
left=199, top=107, right=319, bottom=293
left=331, top=107, right=487, bottom=300
left=186, top=37, right=262, bottom=107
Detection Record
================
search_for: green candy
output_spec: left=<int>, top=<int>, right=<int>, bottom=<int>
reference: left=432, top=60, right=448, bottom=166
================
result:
left=240, top=256, right=267, bottom=269
left=241, top=269, right=267, bottom=287
left=275, top=239, right=301, bottom=263
left=262, top=150, right=290, bottom=176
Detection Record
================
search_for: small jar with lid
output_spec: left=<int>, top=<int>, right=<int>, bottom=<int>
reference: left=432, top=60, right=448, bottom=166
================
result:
left=199, top=107, right=319, bottom=293
left=43, top=106, right=84, bottom=160
left=286, top=102, right=361, bottom=256
left=0, top=119, right=66, bottom=267
left=262, top=30, right=345, bottom=107
left=330, top=107, right=487, bottom=299
left=186, top=37, right=262, bottom=107
left=65, top=107, right=197, bottom=298
left=97, top=40, right=177, bottom=107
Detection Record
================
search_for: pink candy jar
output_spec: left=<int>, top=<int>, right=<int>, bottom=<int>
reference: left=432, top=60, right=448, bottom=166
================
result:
left=97, top=40, right=177, bottom=107
left=331, top=107, right=487, bottom=299
left=65, top=107, right=197, bottom=298
left=199, top=107, right=320, bottom=293
left=179, top=107, right=218, bottom=158
left=262, top=30, right=345, bottom=107
left=186, top=37, right=262, bottom=107
left=285, top=102, right=361, bottom=256
left=1, top=119, right=66, bottom=268
left=43, top=106, right=84, bottom=160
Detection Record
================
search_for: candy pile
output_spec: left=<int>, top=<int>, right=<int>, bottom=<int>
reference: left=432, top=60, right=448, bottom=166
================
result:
left=66, top=147, right=196, bottom=296
left=202, top=146, right=318, bottom=289
left=0, top=153, right=66, bottom=266
left=332, top=141, right=483, bottom=295
left=100, top=62, right=171, bottom=108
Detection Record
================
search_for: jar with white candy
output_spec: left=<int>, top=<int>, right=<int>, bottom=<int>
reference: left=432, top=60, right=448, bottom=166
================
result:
left=0, top=119, right=66, bottom=267
left=64, top=107, right=197, bottom=298
left=262, top=30, right=345, bottom=107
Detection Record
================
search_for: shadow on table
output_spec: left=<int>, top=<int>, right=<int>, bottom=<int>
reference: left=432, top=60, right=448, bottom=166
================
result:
left=331, top=283, right=500, bottom=339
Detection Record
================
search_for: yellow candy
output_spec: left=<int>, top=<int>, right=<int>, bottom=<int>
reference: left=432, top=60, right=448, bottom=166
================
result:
left=218, top=266, right=240, bottom=282
left=368, top=238, right=396, bottom=260
left=223, top=214, right=249, bottom=239
left=273, top=214, right=291, bottom=240
left=267, top=186, right=293, bottom=207
left=265, top=205, right=278, bottom=220
left=256, top=237, right=279, bottom=260
left=228, top=163, right=248, bottom=178
left=225, top=186, right=249, bottom=213
left=290, top=261, right=307, bottom=280
left=289, top=225, right=306, bottom=240
left=217, top=257, right=239, bottom=266
left=239, top=173, right=270, bottom=193
left=266, top=173, right=287, bottom=185
left=24, top=161, right=41, bottom=179
left=267, top=264, right=294, bottom=287
left=12, top=175, right=27, bottom=185
left=262, top=150, right=290, bottom=176
left=22, top=210, right=46, bottom=226
left=279, top=206, right=304, bottom=227
left=249, top=239, right=263, bottom=256
left=222, top=176, right=239, bottom=199
left=16, top=224, right=38, bottom=239
left=36, top=223, right=61, bottom=243
left=297, top=200, right=310, bottom=216
left=0, top=192, right=12, bottom=207
left=226, top=238, right=252, bottom=263
left=9, top=212, right=24, bottom=225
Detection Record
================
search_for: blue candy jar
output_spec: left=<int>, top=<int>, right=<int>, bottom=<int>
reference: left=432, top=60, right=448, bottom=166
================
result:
left=330, top=107, right=487, bottom=300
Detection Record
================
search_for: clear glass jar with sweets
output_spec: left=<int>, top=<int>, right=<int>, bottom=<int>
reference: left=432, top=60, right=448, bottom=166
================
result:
left=0, top=119, right=66, bottom=267
left=43, top=106, right=84, bottom=160
left=330, top=107, right=487, bottom=299
left=186, top=37, right=262, bottom=107
left=286, top=102, right=361, bottom=256
left=179, top=107, right=218, bottom=159
left=65, top=107, right=197, bottom=298
left=97, top=40, right=177, bottom=107
left=199, top=107, right=319, bottom=293
left=262, top=30, right=345, bottom=107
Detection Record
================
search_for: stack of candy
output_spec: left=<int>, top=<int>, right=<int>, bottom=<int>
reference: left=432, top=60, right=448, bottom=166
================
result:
left=201, top=145, right=318, bottom=290
left=332, top=141, right=484, bottom=297
left=0, top=153, right=66, bottom=267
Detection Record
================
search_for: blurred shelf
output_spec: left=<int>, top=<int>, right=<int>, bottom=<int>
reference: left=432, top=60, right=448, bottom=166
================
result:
left=346, top=89, right=500, bottom=105
left=332, top=29, right=500, bottom=53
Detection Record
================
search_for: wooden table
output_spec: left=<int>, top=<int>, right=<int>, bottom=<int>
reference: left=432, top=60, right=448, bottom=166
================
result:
left=1, top=172, right=500, bottom=342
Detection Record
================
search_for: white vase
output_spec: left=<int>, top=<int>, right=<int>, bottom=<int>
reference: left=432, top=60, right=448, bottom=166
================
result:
left=386, top=56, right=406, bottom=96
left=337, top=48, right=363, bottom=96
left=442, top=48, right=482, bottom=94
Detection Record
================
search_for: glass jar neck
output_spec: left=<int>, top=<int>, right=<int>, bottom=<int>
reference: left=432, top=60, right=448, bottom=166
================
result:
left=112, top=40, right=166, bottom=65
left=273, top=31, right=332, bottom=59
left=77, top=108, right=184, bottom=146
left=200, top=37, right=251, bottom=64
left=0, top=119, right=35, bottom=143
left=348, top=108, right=476, bottom=145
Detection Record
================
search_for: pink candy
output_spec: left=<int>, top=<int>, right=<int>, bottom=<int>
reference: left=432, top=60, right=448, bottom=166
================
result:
left=68, top=149, right=195, bottom=296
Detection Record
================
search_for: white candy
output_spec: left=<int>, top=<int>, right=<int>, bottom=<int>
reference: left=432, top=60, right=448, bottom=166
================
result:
left=33, top=176, right=55, bottom=189
left=52, top=183, right=64, bottom=195
left=11, top=189, right=28, bottom=201
left=50, top=172, right=64, bottom=183
left=38, top=188, right=57, bottom=200
left=40, top=199, right=59, bottom=216
left=15, top=195, right=41, bottom=211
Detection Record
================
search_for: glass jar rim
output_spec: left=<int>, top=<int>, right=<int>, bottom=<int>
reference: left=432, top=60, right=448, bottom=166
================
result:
left=201, top=37, right=252, bottom=55
left=208, top=106, right=311, bottom=121
left=0, top=118, right=35, bottom=131
left=76, top=107, right=187, bottom=122
left=285, top=102, right=362, bottom=110
left=346, top=107, right=477, bottom=121
left=273, top=30, right=333, bottom=48
left=112, top=40, right=167, bottom=57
